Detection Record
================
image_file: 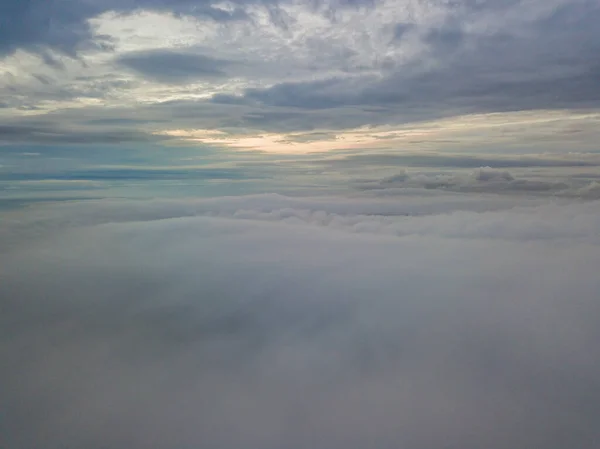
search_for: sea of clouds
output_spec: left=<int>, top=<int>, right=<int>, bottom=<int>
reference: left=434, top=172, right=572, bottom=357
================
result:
left=1, top=193, right=599, bottom=448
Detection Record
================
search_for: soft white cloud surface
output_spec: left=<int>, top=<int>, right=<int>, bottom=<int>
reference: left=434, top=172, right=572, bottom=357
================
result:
left=1, top=194, right=599, bottom=448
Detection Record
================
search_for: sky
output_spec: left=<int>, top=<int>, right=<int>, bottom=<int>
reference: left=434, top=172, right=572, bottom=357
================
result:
left=1, top=0, right=600, bottom=204
left=1, top=0, right=600, bottom=448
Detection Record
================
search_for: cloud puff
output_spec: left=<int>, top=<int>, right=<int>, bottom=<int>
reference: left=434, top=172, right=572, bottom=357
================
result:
left=472, top=167, right=514, bottom=182
left=355, top=167, right=600, bottom=197
left=1, top=194, right=600, bottom=448
left=571, top=181, right=600, bottom=199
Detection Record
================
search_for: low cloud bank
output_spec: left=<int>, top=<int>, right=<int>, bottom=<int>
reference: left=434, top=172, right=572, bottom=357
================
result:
left=358, top=167, right=600, bottom=197
left=1, top=194, right=600, bottom=449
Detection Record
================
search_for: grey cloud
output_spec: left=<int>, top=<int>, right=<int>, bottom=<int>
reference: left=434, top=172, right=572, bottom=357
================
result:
left=1, top=196, right=600, bottom=448
left=320, top=152, right=600, bottom=169
left=473, top=167, right=514, bottom=182
left=117, top=50, right=233, bottom=83
left=3, top=0, right=600, bottom=139
left=0, top=194, right=549, bottom=253
left=0, top=123, right=169, bottom=144
left=144, top=99, right=387, bottom=133
left=279, top=131, right=339, bottom=143
left=0, top=74, right=140, bottom=112
left=38, top=49, right=67, bottom=70
left=424, top=22, right=464, bottom=52
left=382, top=4, right=600, bottom=113
left=212, top=77, right=358, bottom=110
left=379, top=172, right=409, bottom=184
left=208, top=1, right=600, bottom=126
left=353, top=167, right=600, bottom=197
left=0, top=0, right=253, bottom=58
left=32, top=74, right=52, bottom=85
left=16, top=105, right=43, bottom=111
left=0, top=0, right=370, bottom=58
left=392, top=23, right=413, bottom=41
left=358, top=171, right=565, bottom=194
left=81, top=118, right=170, bottom=126
left=573, top=181, right=600, bottom=199
left=0, top=0, right=96, bottom=57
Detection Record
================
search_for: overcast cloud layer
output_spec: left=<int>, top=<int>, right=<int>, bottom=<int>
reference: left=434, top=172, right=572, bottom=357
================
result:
left=2, top=195, right=600, bottom=448
left=1, top=0, right=600, bottom=148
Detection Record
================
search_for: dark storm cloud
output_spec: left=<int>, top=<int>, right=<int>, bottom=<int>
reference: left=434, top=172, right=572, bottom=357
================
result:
left=117, top=50, right=232, bottom=83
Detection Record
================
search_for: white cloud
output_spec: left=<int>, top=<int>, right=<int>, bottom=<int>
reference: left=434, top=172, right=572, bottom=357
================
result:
left=0, top=193, right=548, bottom=251
left=1, top=193, right=600, bottom=448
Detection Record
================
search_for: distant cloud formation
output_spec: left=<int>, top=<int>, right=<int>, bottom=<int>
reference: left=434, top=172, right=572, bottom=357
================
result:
left=117, top=50, right=233, bottom=83
left=2, top=143, right=600, bottom=208
left=355, top=168, right=588, bottom=196
left=1, top=195, right=600, bottom=448
left=1, top=0, right=599, bottom=145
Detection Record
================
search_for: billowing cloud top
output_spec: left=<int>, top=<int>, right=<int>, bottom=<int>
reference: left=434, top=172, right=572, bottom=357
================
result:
left=2, top=194, right=600, bottom=448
